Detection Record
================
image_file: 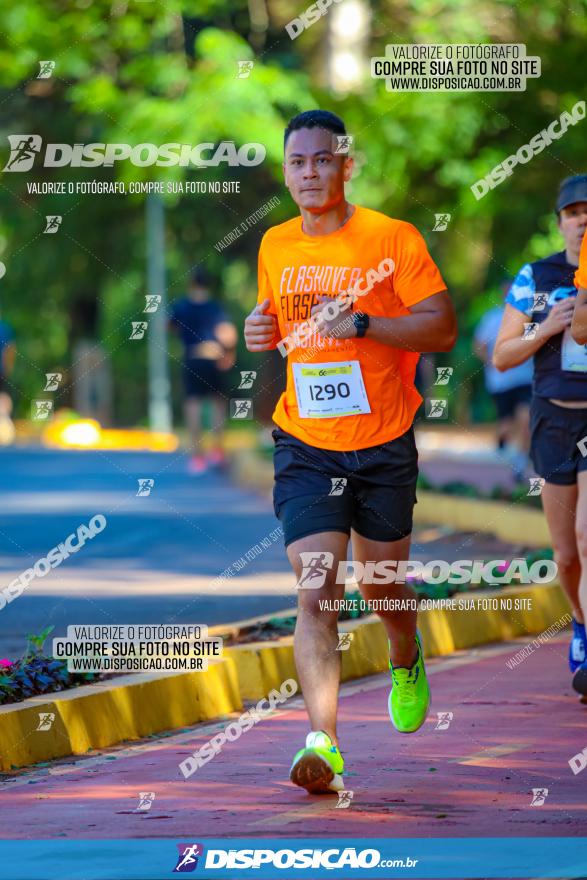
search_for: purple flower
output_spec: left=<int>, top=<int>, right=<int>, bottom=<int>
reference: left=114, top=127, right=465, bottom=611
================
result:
left=0, top=658, right=12, bottom=668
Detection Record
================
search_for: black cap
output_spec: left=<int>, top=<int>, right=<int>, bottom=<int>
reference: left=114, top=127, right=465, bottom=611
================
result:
left=556, top=175, right=587, bottom=213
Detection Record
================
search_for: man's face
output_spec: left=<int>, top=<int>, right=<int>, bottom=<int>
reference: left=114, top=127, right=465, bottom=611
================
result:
left=283, top=127, right=353, bottom=214
left=558, top=201, right=587, bottom=253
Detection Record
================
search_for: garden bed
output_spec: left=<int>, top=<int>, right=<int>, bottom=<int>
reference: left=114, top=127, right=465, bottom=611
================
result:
left=0, top=626, right=100, bottom=707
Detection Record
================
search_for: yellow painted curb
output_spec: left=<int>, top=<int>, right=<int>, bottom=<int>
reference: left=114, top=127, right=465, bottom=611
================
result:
left=415, top=491, right=550, bottom=547
left=0, top=583, right=569, bottom=772
left=0, top=658, right=241, bottom=772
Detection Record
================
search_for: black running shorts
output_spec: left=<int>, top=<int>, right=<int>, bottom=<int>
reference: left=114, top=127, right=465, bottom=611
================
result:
left=272, top=426, right=418, bottom=547
left=530, top=396, right=587, bottom=485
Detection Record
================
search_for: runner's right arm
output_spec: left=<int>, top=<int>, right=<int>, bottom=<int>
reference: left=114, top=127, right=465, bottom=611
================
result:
left=493, top=262, right=574, bottom=370
left=244, top=298, right=278, bottom=351
left=493, top=301, right=574, bottom=371
left=244, top=245, right=279, bottom=352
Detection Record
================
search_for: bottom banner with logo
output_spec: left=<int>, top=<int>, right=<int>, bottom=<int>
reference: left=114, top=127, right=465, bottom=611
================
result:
left=0, top=837, right=586, bottom=879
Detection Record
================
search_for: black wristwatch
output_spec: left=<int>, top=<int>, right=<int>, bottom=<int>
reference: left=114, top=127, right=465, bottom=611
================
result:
left=352, top=311, right=370, bottom=338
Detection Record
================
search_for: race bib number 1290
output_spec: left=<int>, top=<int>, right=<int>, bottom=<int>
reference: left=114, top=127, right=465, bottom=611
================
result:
left=292, top=361, right=371, bottom=419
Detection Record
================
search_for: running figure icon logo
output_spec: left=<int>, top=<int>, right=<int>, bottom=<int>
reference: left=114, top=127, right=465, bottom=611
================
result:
left=3, top=135, right=42, bottom=172
left=238, top=371, right=257, bottom=390
left=135, top=792, right=156, bottom=812
left=44, top=215, right=62, bottom=233
left=130, top=321, right=148, bottom=340
left=334, top=135, right=353, bottom=153
left=335, top=790, right=354, bottom=809
left=297, top=551, right=334, bottom=589
left=434, top=367, right=453, bottom=385
left=523, top=322, right=539, bottom=340
left=36, top=712, right=55, bottom=731
left=173, top=843, right=204, bottom=873
left=336, top=632, right=354, bottom=651
left=237, top=60, right=254, bottom=78
left=527, top=477, right=545, bottom=496
left=433, top=213, right=451, bottom=231
left=33, top=400, right=53, bottom=420
left=531, top=292, right=549, bottom=311
left=37, top=61, right=55, bottom=78
left=530, top=787, right=549, bottom=806
left=144, top=295, right=161, bottom=313
left=44, top=373, right=62, bottom=391
left=329, top=477, right=347, bottom=496
left=137, top=479, right=155, bottom=497
left=425, top=399, right=448, bottom=419
left=435, top=711, right=453, bottom=730
left=231, top=399, right=253, bottom=419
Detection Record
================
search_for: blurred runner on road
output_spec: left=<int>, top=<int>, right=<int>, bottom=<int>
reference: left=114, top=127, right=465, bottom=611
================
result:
left=170, top=266, right=237, bottom=474
left=474, top=279, right=533, bottom=480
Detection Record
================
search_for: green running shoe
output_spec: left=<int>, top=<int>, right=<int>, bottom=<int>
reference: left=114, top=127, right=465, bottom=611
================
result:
left=388, top=631, right=430, bottom=733
left=290, top=731, right=344, bottom=793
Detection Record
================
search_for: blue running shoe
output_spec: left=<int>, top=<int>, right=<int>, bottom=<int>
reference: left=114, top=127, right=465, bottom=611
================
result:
left=569, top=618, right=586, bottom=673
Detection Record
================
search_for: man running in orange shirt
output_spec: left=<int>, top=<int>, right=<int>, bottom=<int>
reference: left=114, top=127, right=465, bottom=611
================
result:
left=244, top=110, right=457, bottom=794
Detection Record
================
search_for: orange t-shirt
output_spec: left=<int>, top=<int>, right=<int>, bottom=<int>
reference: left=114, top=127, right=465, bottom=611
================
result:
left=257, top=205, right=447, bottom=451
left=575, top=232, right=587, bottom=289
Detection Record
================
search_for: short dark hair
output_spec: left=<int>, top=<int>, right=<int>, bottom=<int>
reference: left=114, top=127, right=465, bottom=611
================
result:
left=190, top=266, right=211, bottom=288
left=284, top=109, right=346, bottom=150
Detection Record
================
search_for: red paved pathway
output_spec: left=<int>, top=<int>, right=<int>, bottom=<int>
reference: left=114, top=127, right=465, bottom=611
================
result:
left=0, top=635, right=585, bottom=839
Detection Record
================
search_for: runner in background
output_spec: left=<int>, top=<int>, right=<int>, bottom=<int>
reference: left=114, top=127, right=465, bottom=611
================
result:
left=244, top=109, right=457, bottom=794
left=493, top=175, right=587, bottom=696
left=474, top=280, right=533, bottom=481
left=0, top=311, right=16, bottom=445
left=169, top=267, right=237, bottom=474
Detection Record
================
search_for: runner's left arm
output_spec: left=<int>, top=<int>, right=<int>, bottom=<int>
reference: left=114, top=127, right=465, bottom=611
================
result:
left=312, top=223, right=456, bottom=350
left=361, top=291, right=456, bottom=352
left=571, top=233, right=587, bottom=343
left=371, top=223, right=457, bottom=352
